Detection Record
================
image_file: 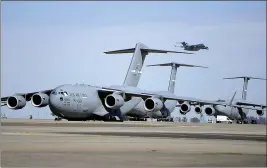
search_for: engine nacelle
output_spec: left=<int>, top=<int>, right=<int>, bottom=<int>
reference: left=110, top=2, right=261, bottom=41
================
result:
left=204, top=106, right=215, bottom=116
left=179, top=102, right=191, bottom=115
left=256, top=109, right=265, bottom=116
left=105, top=94, right=124, bottom=109
left=144, top=98, right=163, bottom=112
left=31, top=93, right=49, bottom=107
left=7, top=95, right=26, bottom=109
left=194, top=105, right=202, bottom=114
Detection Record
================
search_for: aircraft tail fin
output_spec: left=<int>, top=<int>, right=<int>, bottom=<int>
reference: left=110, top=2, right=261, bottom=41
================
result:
left=146, top=62, right=207, bottom=93
left=223, top=76, right=266, bottom=100
left=175, top=42, right=187, bottom=48
left=104, top=43, right=193, bottom=87
left=181, top=42, right=187, bottom=46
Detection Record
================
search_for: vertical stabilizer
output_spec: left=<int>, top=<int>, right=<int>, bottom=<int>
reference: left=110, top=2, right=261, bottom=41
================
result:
left=223, top=76, right=267, bottom=100
left=146, top=62, right=207, bottom=93
left=104, top=43, right=192, bottom=87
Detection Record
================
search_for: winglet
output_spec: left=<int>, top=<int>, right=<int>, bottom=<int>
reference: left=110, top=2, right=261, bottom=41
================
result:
left=229, top=91, right=237, bottom=106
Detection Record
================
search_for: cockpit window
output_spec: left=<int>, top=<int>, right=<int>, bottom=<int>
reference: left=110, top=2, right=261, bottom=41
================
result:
left=63, top=91, right=68, bottom=96
left=58, top=91, right=68, bottom=96
left=51, top=91, right=57, bottom=95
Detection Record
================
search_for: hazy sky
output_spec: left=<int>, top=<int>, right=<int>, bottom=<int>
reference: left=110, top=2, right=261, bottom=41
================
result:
left=1, top=1, right=266, bottom=120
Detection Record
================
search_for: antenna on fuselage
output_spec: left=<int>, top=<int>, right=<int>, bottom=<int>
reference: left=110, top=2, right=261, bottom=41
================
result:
left=146, top=62, right=208, bottom=93
left=223, top=76, right=267, bottom=100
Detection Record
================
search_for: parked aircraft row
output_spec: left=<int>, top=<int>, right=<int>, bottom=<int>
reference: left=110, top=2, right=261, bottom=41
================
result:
left=1, top=43, right=266, bottom=123
left=177, top=76, right=266, bottom=123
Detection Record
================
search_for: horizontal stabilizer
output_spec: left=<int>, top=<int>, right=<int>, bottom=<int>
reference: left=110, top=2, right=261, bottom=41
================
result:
left=142, top=49, right=192, bottom=54
left=146, top=62, right=208, bottom=68
left=223, top=76, right=267, bottom=80
left=105, top=48, right=192, bottom=54
left=104, top=48, right=136, bottom=54
left=104, top=42, right=193, bottom=55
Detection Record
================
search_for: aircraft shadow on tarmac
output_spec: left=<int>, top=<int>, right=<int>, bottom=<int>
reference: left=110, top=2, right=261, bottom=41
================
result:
left=49, top=131, right=266, bottom=142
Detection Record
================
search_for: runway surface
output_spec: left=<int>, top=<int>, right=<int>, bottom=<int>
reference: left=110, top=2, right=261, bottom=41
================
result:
left=1, top=119, right=266, bottom=167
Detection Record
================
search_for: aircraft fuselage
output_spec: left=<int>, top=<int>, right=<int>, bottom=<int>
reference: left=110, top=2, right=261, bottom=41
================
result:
left=48, top=84, right=102, bottom=120
left=183, top=44, right=208, bottom=51
left=212, top=103, right=249, bottom=120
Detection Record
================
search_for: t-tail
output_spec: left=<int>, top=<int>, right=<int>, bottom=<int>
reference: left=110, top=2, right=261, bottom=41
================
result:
left=104, top=43, right=193, bottom=87
left=146, top=62, right=208, bottom=93
left=223, top=76, right=267, bottom=100
left=175, top=42, right=188, bottom=48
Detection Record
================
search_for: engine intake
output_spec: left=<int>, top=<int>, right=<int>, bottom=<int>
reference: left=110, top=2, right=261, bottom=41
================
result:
left=179, top=102, right=191, bottom=115
left=194, top=105, right=202, bottom=114
left=31, top=93, right=49, bottom=107
left=256, top=110, right=264, bottom=116
left=144, top=98, right=163, bottom=112
left=204, top=106, right=215, bottom=116
left=7, top=95, right=26, bottom=109
left=105, top=94, right=124, bottom=109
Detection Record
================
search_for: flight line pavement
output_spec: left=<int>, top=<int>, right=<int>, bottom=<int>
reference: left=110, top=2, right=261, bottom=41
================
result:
left=1, top=118, right=266, bottom=135
left=1, top=119, right=266, bottom=167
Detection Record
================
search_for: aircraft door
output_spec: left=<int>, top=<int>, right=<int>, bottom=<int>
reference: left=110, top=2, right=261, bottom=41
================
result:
left=82, top=94, right=89, bottom=113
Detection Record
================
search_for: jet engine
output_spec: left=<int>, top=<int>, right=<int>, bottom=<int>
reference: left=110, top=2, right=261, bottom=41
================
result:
left=31, top=93, right=49, bottom=107
left=144, top=98, right=163, bottom=112
left=256, top=109, right=265, bottom=116
left=179, top=102, right=191, bottom=115
left=6, top=95, right=26, bottom=109
left=204, top=106, right=215, bottom=116
left=105, top=94, right=124, bottom=109
left=194, top=105, right=202, bottom=114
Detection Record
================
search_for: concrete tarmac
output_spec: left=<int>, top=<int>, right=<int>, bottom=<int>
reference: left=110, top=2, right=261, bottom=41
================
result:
left=1, top=119, right=266, bottom=167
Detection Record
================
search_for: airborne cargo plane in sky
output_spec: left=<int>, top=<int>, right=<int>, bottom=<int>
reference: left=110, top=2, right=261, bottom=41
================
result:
left=175, top=41, right=209, bottom=51
left=1, top=43, right=265, bottom=122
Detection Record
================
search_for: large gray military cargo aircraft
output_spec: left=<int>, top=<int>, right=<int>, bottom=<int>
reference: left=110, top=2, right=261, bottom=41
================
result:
left=175, top=42, right=209, bottom=51
left=1, top=43, right=264, bottom=122
left=126, top=62, right=208, bottom=120
left=177, top=76, right=267, bottom=123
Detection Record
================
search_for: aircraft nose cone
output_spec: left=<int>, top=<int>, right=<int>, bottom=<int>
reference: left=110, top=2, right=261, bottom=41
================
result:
left=49, top=94, right=61, bottom=111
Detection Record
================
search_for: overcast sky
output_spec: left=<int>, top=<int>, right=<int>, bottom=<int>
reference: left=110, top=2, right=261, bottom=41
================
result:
left=1, top=1, right=266, bottom=120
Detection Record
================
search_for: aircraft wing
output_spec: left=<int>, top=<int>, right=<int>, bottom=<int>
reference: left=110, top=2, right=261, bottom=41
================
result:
left=98, top=87, right=263, bottom=111
left=235, top=101, right=267, bottom=109
left=1, top=101, right=7, bottom=107
left=1, top=89, right=53, bottom=106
